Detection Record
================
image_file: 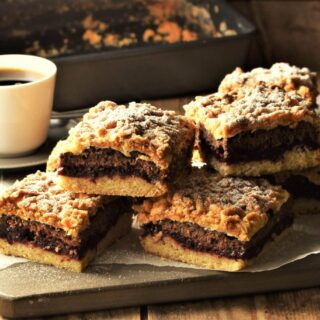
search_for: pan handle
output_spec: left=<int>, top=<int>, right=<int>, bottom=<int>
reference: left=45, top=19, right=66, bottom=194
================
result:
left=51, top=108, right=90, bottom=119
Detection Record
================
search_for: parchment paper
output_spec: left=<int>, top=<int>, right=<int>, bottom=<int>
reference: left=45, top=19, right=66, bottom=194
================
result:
left=1, top=214, right=320, bottom=272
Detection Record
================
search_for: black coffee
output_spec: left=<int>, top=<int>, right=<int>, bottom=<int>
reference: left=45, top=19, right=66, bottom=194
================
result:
left=0, top=68, right=44, bottom=86
left=0, top=80, right=31, bottom=86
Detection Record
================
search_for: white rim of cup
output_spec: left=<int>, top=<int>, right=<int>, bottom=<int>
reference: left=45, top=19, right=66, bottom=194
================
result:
left=0, top=54, right=57, bottom=89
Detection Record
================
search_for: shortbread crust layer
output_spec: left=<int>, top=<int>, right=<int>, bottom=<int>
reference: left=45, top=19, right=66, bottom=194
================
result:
left=208, top=148, right=320, bottom=177
left=59, top=174, right=169, bottom=197
left=141, top=235, right=246, bottom=271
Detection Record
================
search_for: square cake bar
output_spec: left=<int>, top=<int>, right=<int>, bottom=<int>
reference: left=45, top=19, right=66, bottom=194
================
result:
left=219, top=63, right=318, bottom=103
left=271, top=167, right=320, bottom=215
left=134, top=168, right=291, bottom=271
left=47, top=101, right=195, bottom=197
left=184, top=84, right=320, bottom=177
left=0, top=171, right=132, bottom=272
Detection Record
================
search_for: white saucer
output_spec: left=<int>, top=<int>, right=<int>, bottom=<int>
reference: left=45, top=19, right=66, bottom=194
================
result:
left=0, top=120, right=73, bottom=170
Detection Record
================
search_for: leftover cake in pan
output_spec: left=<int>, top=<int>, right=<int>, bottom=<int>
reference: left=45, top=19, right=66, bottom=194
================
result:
left=0, top=0, right=255, bottom=110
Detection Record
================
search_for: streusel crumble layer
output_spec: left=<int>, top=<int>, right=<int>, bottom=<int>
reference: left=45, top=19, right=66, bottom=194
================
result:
left=184, top=85, right=318, bottom=140
left=135, top=168, right=289, bottom=241
left=219, top=63, right=317, bottom=102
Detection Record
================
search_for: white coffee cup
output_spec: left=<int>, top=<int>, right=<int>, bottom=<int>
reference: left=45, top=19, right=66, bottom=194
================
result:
left=0, top=54, right=57, bottom=157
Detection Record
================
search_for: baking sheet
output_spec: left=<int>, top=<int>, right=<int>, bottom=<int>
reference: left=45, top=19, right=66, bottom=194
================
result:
left=1, top=215, right=320, bottom=273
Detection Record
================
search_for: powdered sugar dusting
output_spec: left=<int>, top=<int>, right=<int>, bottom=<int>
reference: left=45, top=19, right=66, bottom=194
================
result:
left=219, top=63, right=317, bottom=99
left=0, top=171, right=108, bottom=237
left=134, top=168, right=289, bottom=241
left=55, top=101, right=195, bottom=168
left=185, top=85, right=317, bottom=139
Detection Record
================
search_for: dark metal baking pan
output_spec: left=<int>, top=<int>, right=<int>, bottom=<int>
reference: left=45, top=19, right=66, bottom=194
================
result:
left=0, top=0, right=255, bottom=111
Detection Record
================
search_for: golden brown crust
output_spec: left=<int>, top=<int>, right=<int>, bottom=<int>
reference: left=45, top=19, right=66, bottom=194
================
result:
left=218, top=63, right=317, bottom=100
left=184, top=85, right=318, bottom=139
left=141, top=234, right=246, bottom=271
left=46, top=139, right=66, bottom=172
left=209, top=148, right=320, bottom=177
left=0, top=171, right=112, bottom=237
left=58, top=174, right=169, bottom=197
left=0, top=212, right=132, bottom=272
left=52, top=101, right=195, bottom=170
left=135, top=169, right=289, bottom=241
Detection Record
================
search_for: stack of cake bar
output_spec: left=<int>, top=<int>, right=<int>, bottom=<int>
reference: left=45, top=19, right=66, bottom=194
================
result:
left=0, top=102, right=196, bottom=271
left=136, top=62, right=319, bottom=271
left=184, top=62, right=320, bottom=216
left=0, top=63, right=318, bottom=272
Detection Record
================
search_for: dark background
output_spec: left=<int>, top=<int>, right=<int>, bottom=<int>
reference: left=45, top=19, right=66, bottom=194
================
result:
left=227, top=0, right=320, bottom=72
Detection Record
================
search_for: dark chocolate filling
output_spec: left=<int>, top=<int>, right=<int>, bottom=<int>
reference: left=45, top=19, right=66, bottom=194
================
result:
left=58, top=146, right=192, bottom=183
left=142, top=209, right=292, bottom=260
left=201, top=121, right=319, bottom=164
left=280, top=175, right=320, bottom=199
left=0, top=198, right=131, bottom=260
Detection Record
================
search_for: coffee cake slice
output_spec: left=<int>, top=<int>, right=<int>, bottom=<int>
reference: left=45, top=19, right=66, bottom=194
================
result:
left=134, top=168, right=291, bottom=271
left=184, top=84, right=320, bottom=176
left=0, top=171, right=132, bottom=272
left=47, top=101, right=195, bottom=197
left=219, top=63, right=318, bottom=103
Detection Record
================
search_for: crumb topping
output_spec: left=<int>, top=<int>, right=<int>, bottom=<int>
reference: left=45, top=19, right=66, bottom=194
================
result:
left=135, top=169, right=289, bottom=241
left=219, top=63, right=318, bottom=101
left=55, top=101, right=195, bottom=169
left=184, top=84, right=318, bottom=139
left=47, top=139, right=66, bottom=172
left=0, top=171, right=111, bottom=237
